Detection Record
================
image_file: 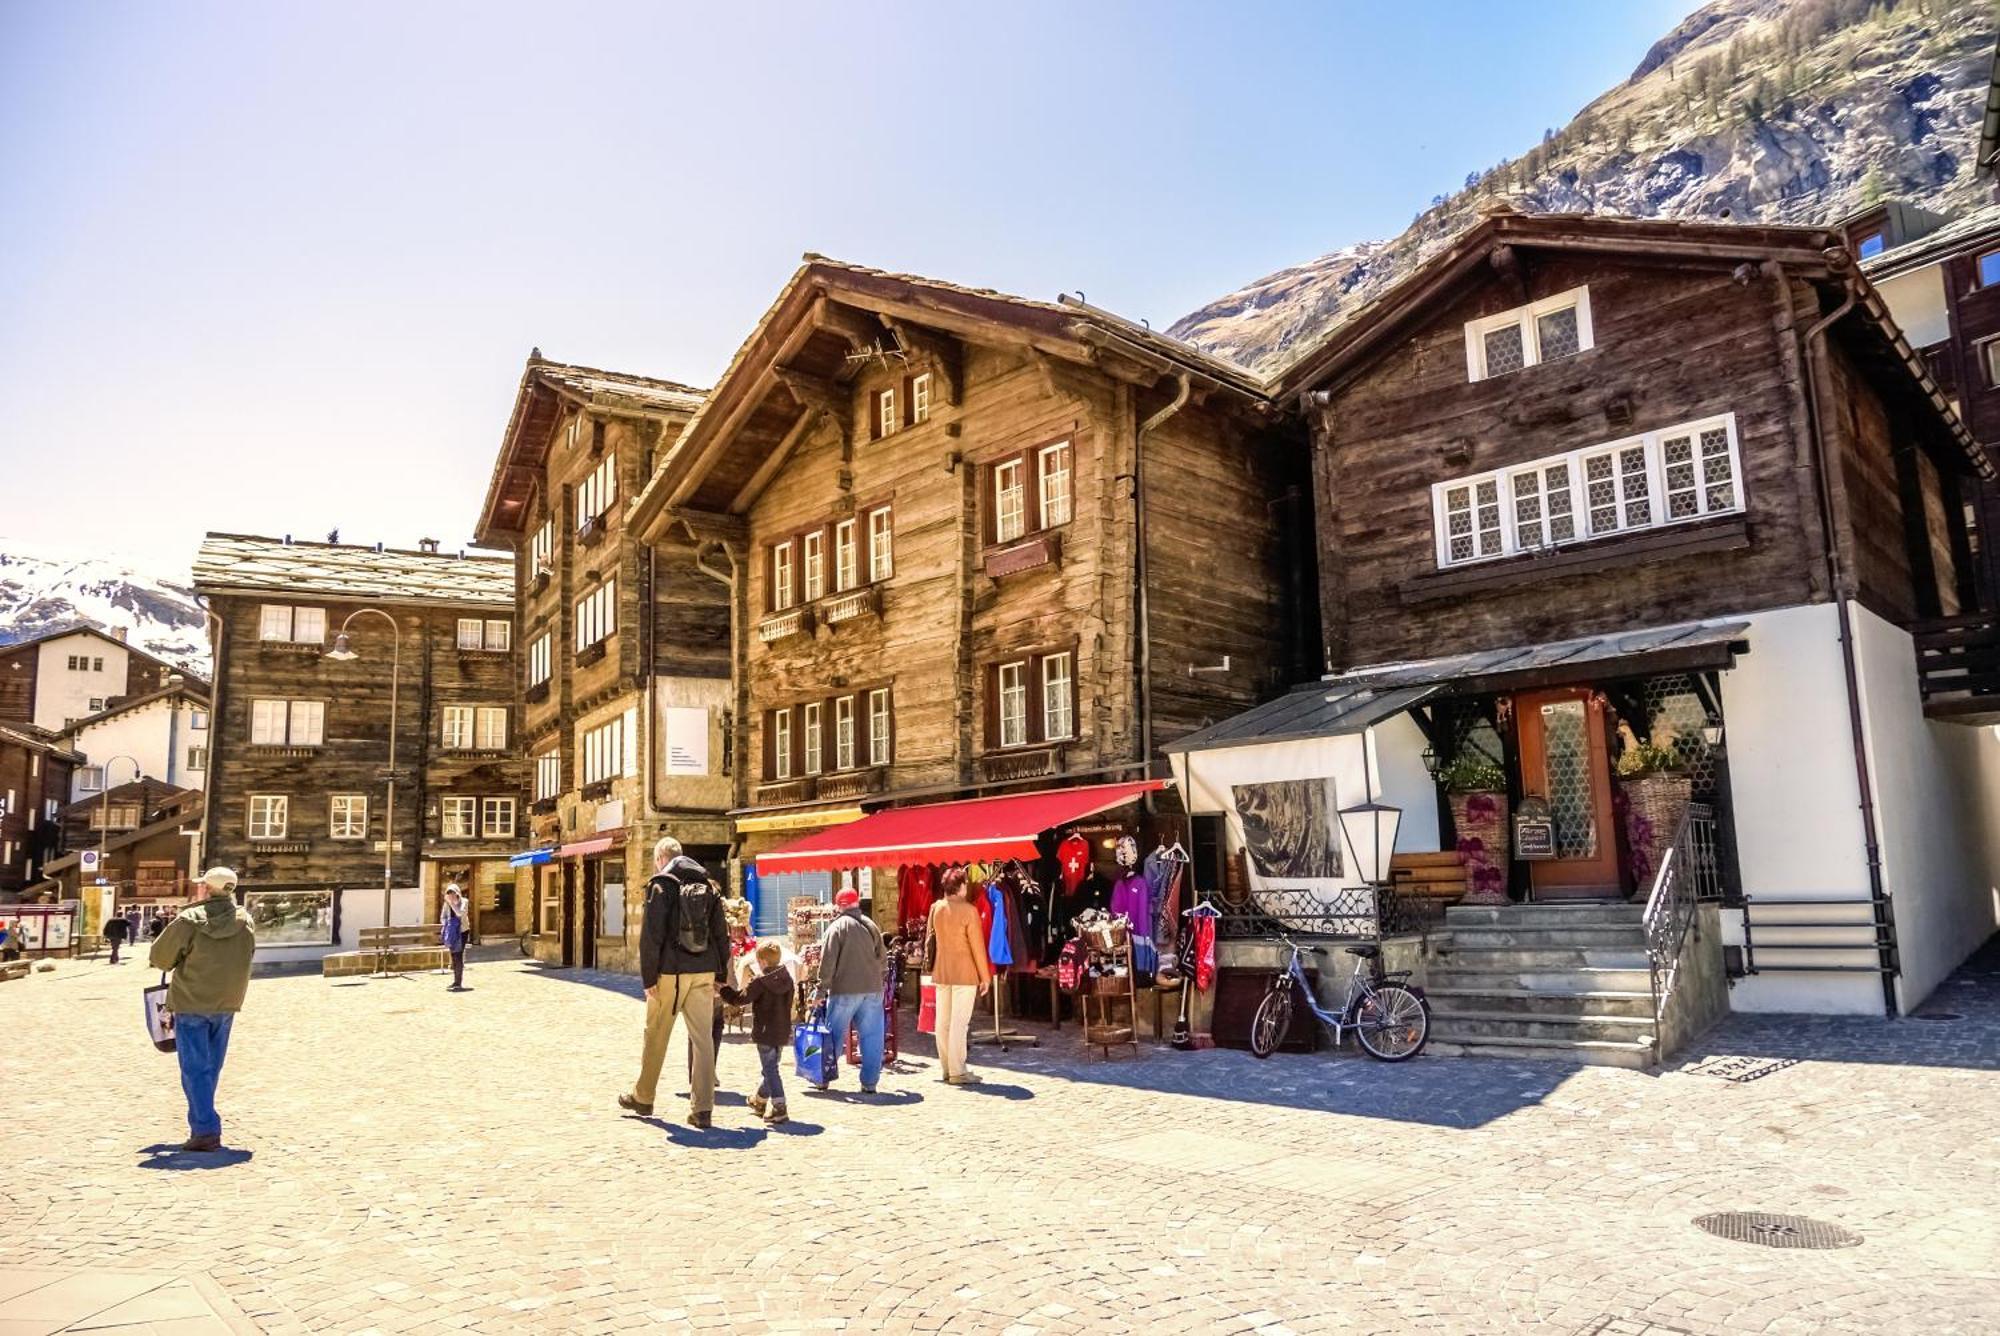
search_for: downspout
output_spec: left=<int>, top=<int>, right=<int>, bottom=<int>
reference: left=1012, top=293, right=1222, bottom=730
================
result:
left=1135, top=373, right=1191, bottom=790
left=1793, top=272, right=1898, bottom=1016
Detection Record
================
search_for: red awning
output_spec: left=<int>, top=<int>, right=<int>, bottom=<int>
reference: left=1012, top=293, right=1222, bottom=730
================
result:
left=558, top=836, right=618, bottom=858
left=755, top=780, right=1164, bottom=874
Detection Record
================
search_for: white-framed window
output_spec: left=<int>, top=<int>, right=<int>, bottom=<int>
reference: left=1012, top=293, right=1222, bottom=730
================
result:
left=329, top=794, right=367, bottom=839
left=187, top=746, right=207, bottom=771
left=443, top=706, right=474, bottom=750
left=1464, top=286, right=1594, bottom=382
left=535, top=749, right=560, bottom=801
left=530, top=518, right=554, bottom=573
left=773, top=708, right=793, bottom=780
left=1430, top=412, right=1744, bottom=569
left=575, top=579, right=616, bottom=650
left=77, top=765, right=104, bottom=792
left=803, top=702, right=823, bottom=775
left=773, top=541, right=796, bottom=610
left=576, top=452, right=618, bottom=529
left=251, top=698, right=324, bottom=746
left=994, top=459, right=1026, bottom=544
left=1038, top=440, right=1073, bottom=529
left=803, top=530, right=825, bottom=602
left=834, top=519, right=857, bottom=592
left=248, top=795, right=288, bottom=841
left=87, top=696, right=104, bottom=712
left=1041, top=652, right=1074, bottom=741
left=442, top=796, right=478, bottom=839
left=481, top=797, right=516, bottom=838
left=190, top=711, right=208, bottom=731
left=998, top=662, right=1028, bottom=748
left=458, top=618, right=511, bottom=652
left=835, top=695, right=856, bottom=770
left=475, top=706, right=508, bottom=751
left=867, top=506, right=894, bottom=582
left=581, top=716, right=626, bottom=786
left=259, top=604, right=326, bottom=643
left=1978, top=249, right=2000, bottom=288
left=528, top=632, right=552, bottom=687
left=1855, top=231, right=1886, bottom=261
left=457, top=618, right=484, bottom=650
left=877, top=387, right=896, bottom=439
left=911, top=373, right=931, bottom=424
left=868, top=687, right=891, bottom=766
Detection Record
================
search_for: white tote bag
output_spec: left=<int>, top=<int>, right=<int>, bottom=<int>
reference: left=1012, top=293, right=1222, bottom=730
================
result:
left=144, top=973, right=177, bottom=1053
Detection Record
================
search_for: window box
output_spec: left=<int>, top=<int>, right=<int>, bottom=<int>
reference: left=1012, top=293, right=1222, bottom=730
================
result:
left=580, top=779, right=613, bottom=801
left=753, top=777, right=817, bottom=806
left=822, top=586, right=881, bottom=627
left=250, top=744, right=320, bottom=759
left=816, top=767, right=885, bottom=801
left=248, top=840, right=312, bottom=854
left=578, top=516, right=606, bottom=548
left=529, top=797, right=558, bottom=815
left=525, top=681, right=551, bottom=705
left=576, top=639, right=609, bottom=667
left=257, top=642, right=325, bottom=658
left=983, top=531, right=1062, bottom=579
left=530, top=567, right=551, bottom=595
left=977, top=745, right=1065, bottom=784
left=758, top=607, right=816, bottom=645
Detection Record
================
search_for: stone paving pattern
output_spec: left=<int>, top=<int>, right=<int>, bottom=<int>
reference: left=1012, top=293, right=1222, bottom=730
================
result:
left=3, top=940, right=1997, bottom=1334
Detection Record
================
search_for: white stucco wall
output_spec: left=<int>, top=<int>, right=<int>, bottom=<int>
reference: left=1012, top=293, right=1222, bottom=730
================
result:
left=65, top=695, right=209, bottom=798
left=1374, top=712, right=1442, bottom=854
left=652, top=675, right=733, bottom=814
left=1172, top=728, right=1375, bottom=894
left=33, top=634, right=132, bottom=732
left=1870, top=264, right=1951, bottom=354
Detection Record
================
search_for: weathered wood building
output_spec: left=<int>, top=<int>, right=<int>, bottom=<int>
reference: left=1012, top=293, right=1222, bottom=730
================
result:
left=473, top=357, right=731, bottom=970
left=629, top=258, right=1313, bottom=919
left=0, top=722, right=79, bottom=897
left=193, top=534, right=525, bottom=936
left=0, top=624, right=194, bottom=732
left=44, top=784, right=203, bottom=906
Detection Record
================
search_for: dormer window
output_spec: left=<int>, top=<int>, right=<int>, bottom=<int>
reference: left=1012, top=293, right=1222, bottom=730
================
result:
left=1854, top=231, right=1886, bottom=260
left=1464, top=287, right=1593, bottom=382
left=1977, top=249, right=2000, bottom=288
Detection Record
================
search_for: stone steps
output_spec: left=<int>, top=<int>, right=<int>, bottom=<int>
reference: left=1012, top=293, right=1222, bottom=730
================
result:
left=1429, top=1008, right=1657, bottom=1045
left=1433, top=944, right=1650, bottom=970
left=1427, top=1033, right=1656, bottom=1070
left=1441, top=924, right=1652, bottom=949
left=1424, top=985, right=1657, bottom=1019
left=1428, top=964, right=1654, bottom=993
left=1446, top=903, right=1643, bottom=927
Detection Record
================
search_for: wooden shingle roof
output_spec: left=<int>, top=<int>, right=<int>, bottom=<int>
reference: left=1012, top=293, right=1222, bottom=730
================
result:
left=193, top=533, right=513, bottom=608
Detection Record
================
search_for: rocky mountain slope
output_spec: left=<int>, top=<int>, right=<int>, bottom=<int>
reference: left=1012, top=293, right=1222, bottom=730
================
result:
left=1172, top=0, right=1998, bottom=374
left=0, top=542, right=209, bottom=676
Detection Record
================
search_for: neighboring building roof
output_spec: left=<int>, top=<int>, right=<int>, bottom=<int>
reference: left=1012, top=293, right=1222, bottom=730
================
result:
left=0, top=621, right=207, bottom=687
left=1862, top=202, right=2000, bottom=281
left=0, top=721, right=85, bottom=763
left=474, top=354, right=709, bottom=545
left=1981, top=36, right=2000, bottom=178
left=192, top=533, right=513, bottom=608
left=42, top=801, right=201, bottom=876
left=52, top=683, right=209, bottom=740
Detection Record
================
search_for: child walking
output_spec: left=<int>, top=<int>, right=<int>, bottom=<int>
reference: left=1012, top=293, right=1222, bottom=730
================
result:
left=720, top=939, right=797, bottom=1124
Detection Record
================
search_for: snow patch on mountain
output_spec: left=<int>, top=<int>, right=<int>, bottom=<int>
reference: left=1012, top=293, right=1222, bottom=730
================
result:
left=0, top=539, right=209, bottom=676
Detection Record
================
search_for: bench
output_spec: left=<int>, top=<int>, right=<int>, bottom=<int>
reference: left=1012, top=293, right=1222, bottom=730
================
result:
left=322, top=925, right=450, bottom=977
left=0, top=959, right=30, bottom=983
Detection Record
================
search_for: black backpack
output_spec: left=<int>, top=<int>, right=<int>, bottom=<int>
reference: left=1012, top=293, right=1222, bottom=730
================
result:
left=669, top=873, right=718, bottom=957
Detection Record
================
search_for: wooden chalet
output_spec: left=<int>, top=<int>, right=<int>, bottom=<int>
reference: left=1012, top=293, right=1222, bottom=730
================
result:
left=1170, top=208, right=2000, bottom=1056
left=473, top=356, right=732, bottom=970
left=44, top=784, right=203, bottom=907
left=193, top=533, right=525, bottom=939
left=629, top=256, right=1314, bottom=919
left=0, top=722, right=80, bottom=898
left=0, top=623, right=198, bottom=733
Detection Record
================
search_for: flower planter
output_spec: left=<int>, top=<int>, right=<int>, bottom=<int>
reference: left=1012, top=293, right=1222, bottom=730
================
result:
left=1620, top=772, right=1691, bottom=891
left=1449, top=790, right=1510, bottom=905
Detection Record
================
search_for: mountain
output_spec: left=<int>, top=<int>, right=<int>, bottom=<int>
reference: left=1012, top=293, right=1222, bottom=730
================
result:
left=0, top=541, right=210, bottom=676
left=1171, top=0, right=2000, bottom=374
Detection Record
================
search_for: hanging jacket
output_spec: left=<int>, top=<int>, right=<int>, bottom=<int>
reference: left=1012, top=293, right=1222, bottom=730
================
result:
left=985, top=883, right=1013, bottom=969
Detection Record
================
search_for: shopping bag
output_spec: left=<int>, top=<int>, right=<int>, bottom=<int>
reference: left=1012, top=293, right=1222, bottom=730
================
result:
left=144, top=973, right=176, bottom=1053
left=793, top=1017, right=836, bottom=1088
left=917, top=974, right=937, bottom=1035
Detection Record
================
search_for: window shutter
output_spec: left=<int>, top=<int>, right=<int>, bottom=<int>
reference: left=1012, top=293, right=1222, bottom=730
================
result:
left=1027, top=655, right=1046, bottom=745
left=982, top=465, right=999, bottom=547
left=1024, top=452, right=1042, bottom=536
left=901, top=375, right=915, bottom=429
left=793, top=705, right=807, bottom=779
left=762, top=711, right=777, bottom=780
left=766, top=546, right=778, bottom=613
left=982, top=663, right=1001, bottom=750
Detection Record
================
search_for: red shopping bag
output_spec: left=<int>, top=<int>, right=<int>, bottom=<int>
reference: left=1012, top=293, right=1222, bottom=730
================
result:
left=916, top=974, right=937, bottom=1035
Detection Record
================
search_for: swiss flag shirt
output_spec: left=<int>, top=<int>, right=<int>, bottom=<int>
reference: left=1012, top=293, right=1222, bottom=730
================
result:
left=1058, top=833, right=1092, bottom=894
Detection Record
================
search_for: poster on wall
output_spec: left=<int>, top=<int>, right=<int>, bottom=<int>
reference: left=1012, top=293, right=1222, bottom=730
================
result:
left=664, top=706, right=710, bottom=775
left=1230, top=778, right=1344, bottom=880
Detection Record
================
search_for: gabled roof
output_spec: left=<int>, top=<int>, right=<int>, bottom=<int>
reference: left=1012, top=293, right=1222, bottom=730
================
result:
left=42, top=796, right=201, bottom=876
left=0, top=622, right=204, bottom=685
left=53, top=682, right=209, bottom=739
left=0, top=722, right=84, bottom=763
left=193, top=533, right=513, bottom=608
left=1267, top=208, right=1992, bottom=482
left=630, top=255, right=1265, bottom=536
left=474, top=354, right=707, bottom=545
left=1862, top=202, right=2000, bottom=281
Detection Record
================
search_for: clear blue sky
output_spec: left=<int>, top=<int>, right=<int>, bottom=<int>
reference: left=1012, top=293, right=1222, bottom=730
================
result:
left=0, top=0, right=1697, bottom=574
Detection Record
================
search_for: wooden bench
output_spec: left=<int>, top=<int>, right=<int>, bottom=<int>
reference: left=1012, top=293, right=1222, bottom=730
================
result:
left=1390, top=852, right=1468, bottom=903
left=0, top=959, right=30, bottom=983
left=323, top=925, right=449, bottom=977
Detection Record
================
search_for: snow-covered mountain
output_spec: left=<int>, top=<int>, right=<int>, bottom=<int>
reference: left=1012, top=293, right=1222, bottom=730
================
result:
left=1172, top=0, right=1999, bottom=373
left=0, top=540, right=209, bottom=676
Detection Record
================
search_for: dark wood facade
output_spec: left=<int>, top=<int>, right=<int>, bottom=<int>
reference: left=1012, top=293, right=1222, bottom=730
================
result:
left=0, top=723, right=79, bottom=897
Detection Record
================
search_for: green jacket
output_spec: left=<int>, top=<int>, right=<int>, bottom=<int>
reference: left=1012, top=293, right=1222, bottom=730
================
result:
left=149, top=893, right=256, bottom=1014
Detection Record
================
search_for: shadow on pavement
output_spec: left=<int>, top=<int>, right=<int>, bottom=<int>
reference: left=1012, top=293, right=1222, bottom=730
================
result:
left=634, top=1117, right=768, bottom=1149
left=952, top=1081, right=1034, bottom=1101
left=139, top=1144, right=253, bottom=1170
left=800, top=1088, right=924, bottom=1106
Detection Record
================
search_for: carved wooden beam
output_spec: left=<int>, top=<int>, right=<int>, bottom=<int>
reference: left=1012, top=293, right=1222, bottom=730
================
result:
left=879, top=316, right=963, bottom=406
left=772, top=366, right=844, bottom=419
left=813, top=299, right=883, bottom=350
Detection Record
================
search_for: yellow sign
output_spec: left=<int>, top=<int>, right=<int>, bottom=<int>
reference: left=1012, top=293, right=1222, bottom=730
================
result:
left=733, top=806, right=866, bottom=835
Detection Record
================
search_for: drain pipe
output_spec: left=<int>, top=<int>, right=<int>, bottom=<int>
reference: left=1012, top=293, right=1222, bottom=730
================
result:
left=1135, top=373, right=1191, bottom=792
left=1793, top=272, right=1898, bottom=1016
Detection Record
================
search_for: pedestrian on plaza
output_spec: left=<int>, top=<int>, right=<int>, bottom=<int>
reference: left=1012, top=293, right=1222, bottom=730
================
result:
left=818, top=887, right=887, bottom=1096
left=925, top=867, right=992, bottom=1086
left=619, top=837, right=729, bottom=1129
left=103, top=911, right=129, bottom=965
left=147, top=868, right=256, bottom=1153
left=439, top=883, right=472, bottom=991
left=719, top=939, right=796, bottom=1124
left=0, top=922, right=16, bottom=960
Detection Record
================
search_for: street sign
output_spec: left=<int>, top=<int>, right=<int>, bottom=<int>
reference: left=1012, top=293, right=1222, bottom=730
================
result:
left=80, top=849, right=100, bottom=874
left=371, top=840, right=405, bottom=852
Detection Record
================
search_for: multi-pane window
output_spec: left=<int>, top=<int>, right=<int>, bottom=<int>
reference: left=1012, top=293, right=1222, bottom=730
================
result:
left=190, top=711, right=208, bottom=730
left=530, top=518, right=554, bottom=573
left=868, top=688, right=891, bottom=765
left=329, top=794, right=367, bottom=839
left=535, top=750, right=560, bottom=801
left=528, top=632, right=552, bottom=687
left=834, top=519, right=857, bottom=592
left=835, top=695, right=856, bottom=770
left=1431, top=413, right=1743, bottom=568
left=911, top=373, right=931, bottom=424
left=187, top=747, right=207, bottom=771
left=251, top=699, right=324, bottom=746
left=867, top=506, right=894, bottom=581
left=803, top=530, right=825, bottom=602
left=443, top=706, right=474, bottom=750
left=458, top=618, right=511, bottom=651
left=248, top=795, right=288, bottom=841
left=877, top=388, right=897, bottom=439
left=77, top=766, right=104, bottom=792
left=773, top=541, right=796, bottom=609
left=803, top=702, right=823, bottom=775
left=1038, top=441, right=1073, bottom=529
left=581, top=716, right=625, bottom=786
left=1464, top=287, right=1594, bottom=381
left=994, top=459, right=1026, bottom=544
left=259, top=604, right=326, bottom=643
left=575, top=580, right=616, bottom=649
left=998, top=662, right=1028, bottom=748
left=773, top=709, right=794, bottom=780
left=1981, top=337, right=2000, bottom=389
left=576, top=453, right=618, bottom=530
left=442, top=796, right=478, bottom=839
left=481, top=797, right=516, bottom=838
left=475, top=706, right=508, bottom=751
left=1041, top=652, right=1074, bottom=741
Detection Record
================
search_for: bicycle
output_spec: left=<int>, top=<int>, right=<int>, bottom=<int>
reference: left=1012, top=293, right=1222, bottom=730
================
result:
left=1248, top=935, right=1430, bottom=1062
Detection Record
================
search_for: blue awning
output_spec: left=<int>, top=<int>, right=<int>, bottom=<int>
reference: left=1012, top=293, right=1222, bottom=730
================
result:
left=508, top=848, right=555, bottom=868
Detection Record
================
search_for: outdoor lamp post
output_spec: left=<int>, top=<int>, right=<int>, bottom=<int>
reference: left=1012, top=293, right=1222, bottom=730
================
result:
left=322, top=609, right=402, bottom=954
left=94, top=753, right=143, bottom=899
left=1339, top=728, right=1404, bottom=941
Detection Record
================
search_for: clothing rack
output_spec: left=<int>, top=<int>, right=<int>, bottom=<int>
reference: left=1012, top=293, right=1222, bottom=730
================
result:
left=972, top=857, right=1040, bottom=1050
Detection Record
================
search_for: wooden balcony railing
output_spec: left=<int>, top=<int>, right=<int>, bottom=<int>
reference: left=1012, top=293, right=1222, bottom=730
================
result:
left=821, top=586, right=881, bottom=627
left=754, top=777, right=816, bottom=805
left=815, top=767, right=885, bottom=801
left=1913, top=612, right=2000, bottom=725
left=757, top=607, right=815, bottom=645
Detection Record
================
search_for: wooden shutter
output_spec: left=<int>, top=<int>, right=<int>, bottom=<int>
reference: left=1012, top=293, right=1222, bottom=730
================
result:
left=982, top=663, right=1001, bottom=750
left=793, top=704, right=807, bottom=779
left=761, top=710, right=777, bottom=780
left=1027, top=655, right=1046, bottom=745
left=901, top=375, right=915, bottom=429
left=765, top=546, right=777, bottom=614
left=1024, top=451, right=1043, bottom=536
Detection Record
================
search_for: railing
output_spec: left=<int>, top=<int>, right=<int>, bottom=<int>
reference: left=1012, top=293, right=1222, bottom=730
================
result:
left=1642, top=801, right=1719, bottom=1057
left=1912, top=611, right=2000, bottom=721
left=1214, top=883, right=1444, bottom=941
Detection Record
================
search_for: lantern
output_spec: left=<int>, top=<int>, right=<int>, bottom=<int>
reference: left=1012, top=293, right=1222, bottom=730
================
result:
left=1338, top=798, right=1403, bottom=887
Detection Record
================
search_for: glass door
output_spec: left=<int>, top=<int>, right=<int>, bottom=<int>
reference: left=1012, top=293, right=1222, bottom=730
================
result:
left=1514, top=687, right=1624, bottom=900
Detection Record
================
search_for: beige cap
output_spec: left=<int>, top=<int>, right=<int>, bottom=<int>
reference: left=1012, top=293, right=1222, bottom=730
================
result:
left=199, top=867, right=239, bottom=892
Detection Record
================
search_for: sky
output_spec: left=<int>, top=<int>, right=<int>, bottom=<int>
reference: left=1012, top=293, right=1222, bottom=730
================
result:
left=0, top=0, right=1699, bottom=575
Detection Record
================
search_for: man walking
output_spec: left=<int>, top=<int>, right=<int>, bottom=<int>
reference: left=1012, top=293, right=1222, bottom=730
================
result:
left=819, top=887, right=887, bottom=1095
left=148, top=868, right=256, bottom=1152
left=103, top=911, right=129, bottom=964
left=619, top=838, right=728, bottom=1129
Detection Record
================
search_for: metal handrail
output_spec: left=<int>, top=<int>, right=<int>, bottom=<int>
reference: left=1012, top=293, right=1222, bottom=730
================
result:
left=1642, top=802, right=1718, bottom=1060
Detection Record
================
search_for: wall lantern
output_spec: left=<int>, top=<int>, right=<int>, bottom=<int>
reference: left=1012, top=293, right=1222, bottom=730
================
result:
left=1701, top=722, right=1725, bottom=748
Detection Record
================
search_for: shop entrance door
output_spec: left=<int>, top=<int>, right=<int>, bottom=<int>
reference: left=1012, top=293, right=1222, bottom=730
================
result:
left=560, top=862, right=578, bottom=967
left=580, top=860, right=600, bottom=969
left=1515, top=687, right=1624, bottom=900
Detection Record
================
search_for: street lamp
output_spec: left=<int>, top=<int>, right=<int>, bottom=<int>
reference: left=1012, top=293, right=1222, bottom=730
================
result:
left=94, top=753, right=143, bottom=900
left=323, top=609, right=402, bottom=960
left=1338, top=729, right=1404, bottom=890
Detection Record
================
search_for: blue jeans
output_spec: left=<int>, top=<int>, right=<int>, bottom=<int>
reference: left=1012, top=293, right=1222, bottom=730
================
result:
left=825, top=991, right=884, bottom=1089
left=756, top=1044, right=785, bottom=1103
left=175, top=1012, right=234, bottom=1138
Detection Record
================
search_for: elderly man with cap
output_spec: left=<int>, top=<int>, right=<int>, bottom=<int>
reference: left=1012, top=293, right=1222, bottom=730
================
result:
left=149, top=868, right=256, bottom=1152
left=817, top=886, right=888, bottom=1095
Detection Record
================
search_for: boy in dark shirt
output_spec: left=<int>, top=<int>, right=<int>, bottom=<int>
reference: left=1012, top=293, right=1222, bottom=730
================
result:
left=720, top=940, right=797, bottom=1125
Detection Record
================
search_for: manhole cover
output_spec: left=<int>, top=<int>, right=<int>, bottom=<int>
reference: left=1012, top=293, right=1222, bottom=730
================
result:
left=1910, top=1011, right=1962, bottom=1022
left=1693, top=1211, right=1862, bottom=1250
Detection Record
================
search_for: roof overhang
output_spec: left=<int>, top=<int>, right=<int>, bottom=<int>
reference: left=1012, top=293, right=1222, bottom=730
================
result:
left=1981, top=36, right=2000, bottom=178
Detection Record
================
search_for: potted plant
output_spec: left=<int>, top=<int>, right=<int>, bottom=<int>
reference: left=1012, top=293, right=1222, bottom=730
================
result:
left=1442, top=753, right=1510, bottom=905
left=1616, top=732, right=1692, bottom=890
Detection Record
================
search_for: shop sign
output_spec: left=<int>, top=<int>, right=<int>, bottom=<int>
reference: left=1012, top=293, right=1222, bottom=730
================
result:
left=1513, top=797, right=1556, bottom=861
left=595, top=800, right=625, bottom=832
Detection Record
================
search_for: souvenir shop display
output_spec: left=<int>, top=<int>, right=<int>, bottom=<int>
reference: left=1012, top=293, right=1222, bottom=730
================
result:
left=1070, top=909, right=1140, bottom=1058
left=1170, top=900, right=1221, bottom=1049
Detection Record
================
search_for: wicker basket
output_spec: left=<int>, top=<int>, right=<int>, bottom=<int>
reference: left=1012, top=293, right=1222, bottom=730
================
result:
left=1090, top=972, right=1129, bottom=997
left=1621, top=772, right=1692, bottom=890
left=1449, top=789, right=1510, bottom=905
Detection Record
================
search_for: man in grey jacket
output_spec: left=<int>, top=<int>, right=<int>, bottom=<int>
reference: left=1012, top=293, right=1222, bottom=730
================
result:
left=818, top=887, right=887, bottom=1095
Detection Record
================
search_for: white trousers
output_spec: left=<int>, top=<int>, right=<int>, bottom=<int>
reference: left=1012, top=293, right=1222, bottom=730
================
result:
left=935, top=983, right=977, bottom=1078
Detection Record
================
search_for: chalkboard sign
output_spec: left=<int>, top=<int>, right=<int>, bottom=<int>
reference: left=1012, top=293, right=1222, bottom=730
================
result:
left=1514, top=797, right=1556, bottom=861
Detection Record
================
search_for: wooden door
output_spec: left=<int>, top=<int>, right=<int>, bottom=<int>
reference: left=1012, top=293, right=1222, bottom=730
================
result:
left=580, top=860, right=600, bottom=969
left=1515, top=688, right=1624, bottom=900
left=560, top=863, right=578, bottom=967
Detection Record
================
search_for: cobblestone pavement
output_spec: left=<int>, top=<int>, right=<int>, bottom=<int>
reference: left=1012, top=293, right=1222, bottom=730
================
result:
left=3, top=940, right=1997, bottom=1335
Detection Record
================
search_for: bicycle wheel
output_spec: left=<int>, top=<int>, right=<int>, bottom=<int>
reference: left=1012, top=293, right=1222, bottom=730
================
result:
left=1249, top=985, right=1293, bottom=1058
left=1353, top=984, right=1429, bottom=1061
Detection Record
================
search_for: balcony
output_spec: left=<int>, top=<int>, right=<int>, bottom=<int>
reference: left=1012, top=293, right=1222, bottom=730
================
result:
left=576, top=638, right=609, bottom=667
left=816, top=767, right=885, bottom=801
left=1914, top=612, right=2000, bottom=725
left=754, top=777, right=817, bottom=806
left=530, top=566, right=552, bottom=594
left=525, top=680, right=551, bottom=705
left=529, top=797, right=558, bottom=815
left=758, top=607, right=815, bottom=646
left=977, top=744, right=1066, bottom=784
left=983, top=531, right=1062, bottom=579
left=821, top=586, right=881, bottom=627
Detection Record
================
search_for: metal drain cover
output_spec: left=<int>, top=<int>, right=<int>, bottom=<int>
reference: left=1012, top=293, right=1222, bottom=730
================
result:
left=1693, top=1211, right=1862, bottom=1250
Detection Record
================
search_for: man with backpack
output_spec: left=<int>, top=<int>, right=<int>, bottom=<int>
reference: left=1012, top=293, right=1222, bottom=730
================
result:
left=620, top=836, right=729, bottom=1129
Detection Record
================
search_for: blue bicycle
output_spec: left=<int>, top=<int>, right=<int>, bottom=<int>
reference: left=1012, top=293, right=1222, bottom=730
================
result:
left=1248, top=936, right=1430, bottom=1061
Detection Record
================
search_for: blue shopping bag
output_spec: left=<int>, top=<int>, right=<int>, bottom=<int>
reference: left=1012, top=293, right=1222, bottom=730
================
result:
left=793, top=1016, right=836, bottom=1087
